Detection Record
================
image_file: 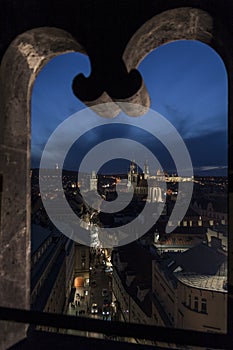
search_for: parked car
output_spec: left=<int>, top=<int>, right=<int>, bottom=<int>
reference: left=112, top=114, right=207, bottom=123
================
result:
left=91, top=303, right=98, bottom=314
left=104, top=267, right=113, bottom=273
left=102, top=304, right=110, bottom=316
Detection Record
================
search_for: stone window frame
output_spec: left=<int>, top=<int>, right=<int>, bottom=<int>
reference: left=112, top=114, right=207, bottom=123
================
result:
left=194, top=296, right=199, bottom=311
left=0, top=6, right=232, bottom=349
left=201, top=298, right=207, bottom=314
left=188, top=294, right=191, bottom=308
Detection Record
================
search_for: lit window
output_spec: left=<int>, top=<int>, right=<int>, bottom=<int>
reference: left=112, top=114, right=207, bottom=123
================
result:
left=82, top=258, right=86, bottom=269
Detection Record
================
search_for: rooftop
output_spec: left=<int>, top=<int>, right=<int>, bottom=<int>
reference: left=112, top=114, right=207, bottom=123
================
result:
left=175, top=273, right=227, bottom=292
left=31, top=224, right=52, bottom=255
left=155, top=243, right=227, bottom=292
left=113, top=242, right=154, bottom=316
left=155, top=232, right=206, bottom=249
left=166, top=243, right=227, bottom=276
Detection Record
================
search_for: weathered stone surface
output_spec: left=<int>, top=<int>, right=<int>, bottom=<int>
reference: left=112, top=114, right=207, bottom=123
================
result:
left=0, top=27, right=84, bottom=350
left=123, top=8, right=214, bottom=71
left=0, top=27, right=84, bottom=149
left=79, top=92, right=121, bottom=118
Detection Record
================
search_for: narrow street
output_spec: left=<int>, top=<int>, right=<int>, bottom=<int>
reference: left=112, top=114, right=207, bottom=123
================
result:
left=67, top=248, right=115, bottom=339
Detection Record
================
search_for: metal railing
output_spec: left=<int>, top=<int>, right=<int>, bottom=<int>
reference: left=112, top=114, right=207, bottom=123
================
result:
left=0, top=306, right=231, bottom=349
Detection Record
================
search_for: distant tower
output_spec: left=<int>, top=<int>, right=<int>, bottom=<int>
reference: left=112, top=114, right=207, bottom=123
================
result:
left=144, top=161, right=150, bottom=180
left=128, top=160, right=138, bottom=188
left=130, top=160, right=136, bottom=174
left=90, top=170, right=98, bottom=191
left=156, top=169, right=165, bottom=182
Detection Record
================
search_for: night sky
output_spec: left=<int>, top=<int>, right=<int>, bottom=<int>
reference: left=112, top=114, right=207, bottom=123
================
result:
left=31, top=40, right=228, bottom=176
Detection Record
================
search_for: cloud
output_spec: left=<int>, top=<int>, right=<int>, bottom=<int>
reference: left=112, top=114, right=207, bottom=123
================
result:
left=195, top=165, right=227, bottom=172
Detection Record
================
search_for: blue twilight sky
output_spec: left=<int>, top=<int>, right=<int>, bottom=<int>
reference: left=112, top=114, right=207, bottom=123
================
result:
left=31, top=40, right=228, bottom=175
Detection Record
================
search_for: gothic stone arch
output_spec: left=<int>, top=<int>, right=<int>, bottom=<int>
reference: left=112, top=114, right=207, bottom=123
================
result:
left=0, top=26, right=86, bottom=349
left=0, top=5, right=232, bottom=349
left=123, top=9, right=233, bottom=328
left=123, top=8, right=215, bottom=69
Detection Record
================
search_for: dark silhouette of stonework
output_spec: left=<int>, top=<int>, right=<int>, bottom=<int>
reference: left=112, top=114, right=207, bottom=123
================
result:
left=0, top=1, right=232, bottom=349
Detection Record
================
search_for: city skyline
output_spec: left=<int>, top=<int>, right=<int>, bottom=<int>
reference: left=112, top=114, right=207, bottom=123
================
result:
left=31, top=40, right=228, bottom=176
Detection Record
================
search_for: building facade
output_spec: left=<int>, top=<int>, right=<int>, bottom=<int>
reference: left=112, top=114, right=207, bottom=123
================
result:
left=151, top=243, right=227, bottom=333
left=31, top=225, right=76, bottom=332
left=74, top=243, right=90, bottom=290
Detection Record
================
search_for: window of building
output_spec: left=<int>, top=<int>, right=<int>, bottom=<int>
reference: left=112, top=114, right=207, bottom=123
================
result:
left=188, top=295, right=191, bottom=308
left=201, top=298, right=207, bottom=313
left=194, top=297, right=199, bottom=312
left=81, top=258, right=86, bottom=269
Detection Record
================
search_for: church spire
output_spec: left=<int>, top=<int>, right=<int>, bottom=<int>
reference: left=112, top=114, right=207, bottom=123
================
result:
left=144, top=160, right=149, bottom=179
